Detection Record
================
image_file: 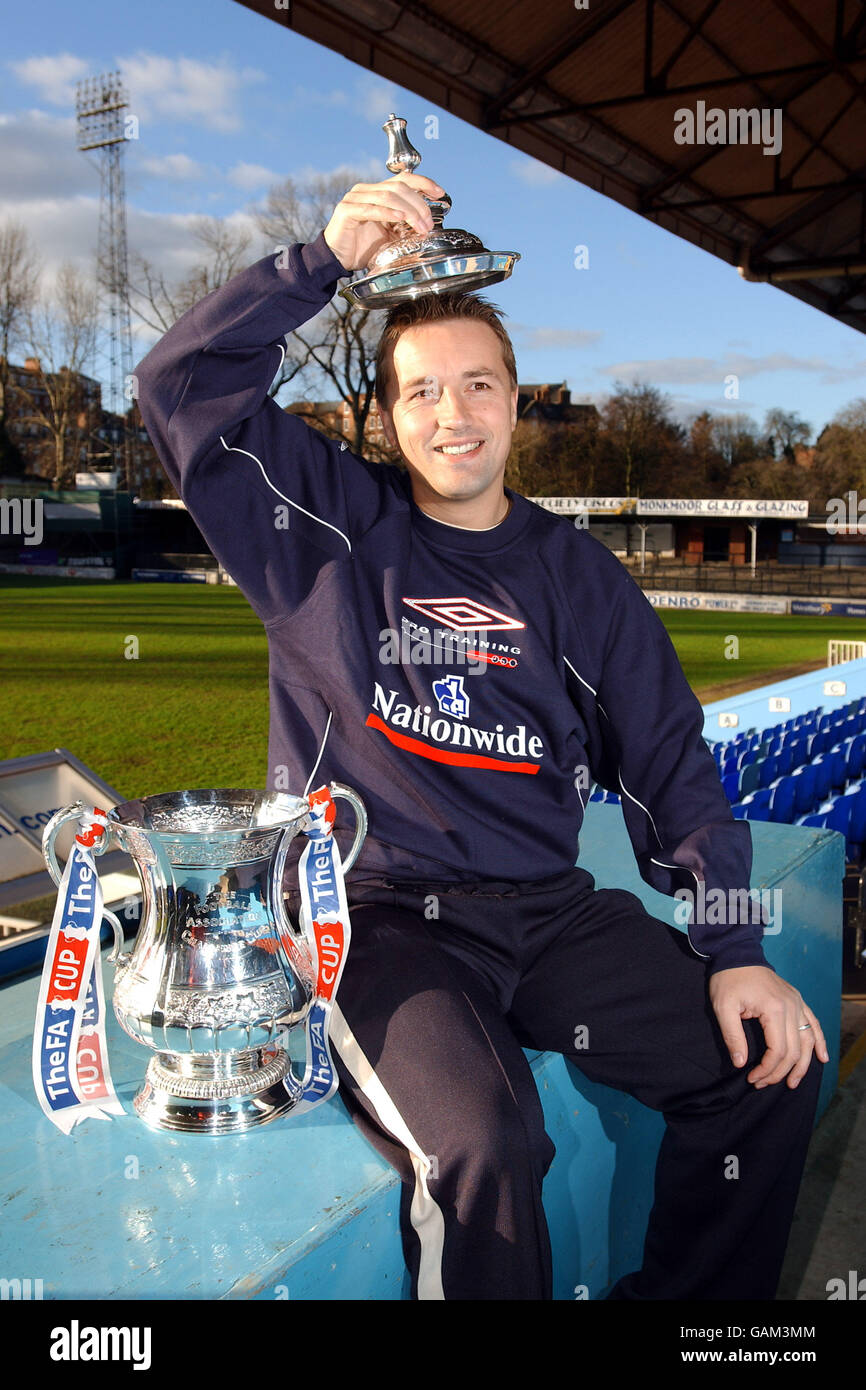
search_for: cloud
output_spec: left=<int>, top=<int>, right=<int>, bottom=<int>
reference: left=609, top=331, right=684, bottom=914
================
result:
left=509, top=157, right=563, bottom=187
left=358, top=80, right=403, bottom=125
left=284, top=84, right=350, bottom=112
left=11, top=49, right=268, bottom=134
left=120, top=52, right=267, bottom=133
left=598, top=351, right=866, bottom=386
left=0, top=109, right=90, bottom=202
left=668, top=395, right=761, bottom=423
left=283, top=157, right=383, bottom=187
left=227, top=162, right=283, bottom=191
left=517, top=325, right=603, bottom=350
left=138, top=153, right=206, bottom=181
left=9, top=53, right=89, bottom=107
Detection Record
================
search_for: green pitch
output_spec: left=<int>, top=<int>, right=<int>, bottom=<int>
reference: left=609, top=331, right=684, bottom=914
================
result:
left=0, top=577, right=862, bottom=801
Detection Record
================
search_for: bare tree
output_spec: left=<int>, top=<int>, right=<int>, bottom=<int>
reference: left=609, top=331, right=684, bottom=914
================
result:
left=17, top=263, right=101, bottom=488
left=763, top=407, right=812, bottom=461
left=708, top=412, right=762, bottom=473
left=128, top=216, right=256, bottom=337
left=252, top=171, right=393, bottom=458
left=0, top=220, right=42, bottom=470
left=599, top=381, right=685, bottom=497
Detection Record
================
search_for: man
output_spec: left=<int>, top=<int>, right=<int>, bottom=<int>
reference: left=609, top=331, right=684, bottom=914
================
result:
left=134, top=171, right=827, bottom=1301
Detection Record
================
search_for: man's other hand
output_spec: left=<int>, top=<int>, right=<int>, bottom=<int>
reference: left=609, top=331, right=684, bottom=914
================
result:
left=708, top=965, right=829, bottom=1088
left=323, top=174, right=446, bottom=273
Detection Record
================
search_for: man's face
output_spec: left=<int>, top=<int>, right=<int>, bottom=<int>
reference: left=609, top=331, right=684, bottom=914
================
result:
left=379, top=319, right=518, bottom=512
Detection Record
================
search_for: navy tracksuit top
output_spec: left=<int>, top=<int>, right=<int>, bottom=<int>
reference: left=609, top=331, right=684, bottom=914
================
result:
left=133, top=230, right=769, bottom=977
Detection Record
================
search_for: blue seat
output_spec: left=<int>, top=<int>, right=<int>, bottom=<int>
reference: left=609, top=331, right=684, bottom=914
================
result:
left=758, top=755, right=779, bottom=790
left=799, top=812, right=827, bottom=828
left=811, top=756, right=834, bottom=804
left=731, top=803, right=749, bottom=820
left=791, top=764, right=818, bottom=817
left=721, top=770, right=741, bottom=804
left=844, top=786, right=866, bottom=861
left=794, top=736, right=811, bottom=764
left=806, top=730, right=829, bottom=758
left=739, top=760, right=761, bottom=797
left=774, top=746, right=794, bottom=778
left=769, top=777, right=798, bottom=824
left=825, top=796, right=852, bottom=845
left=740, top=788, right=772, bottom=821
left=827, top=746, right=848, bottom=791
left=847, top=733, right=866, bottom=782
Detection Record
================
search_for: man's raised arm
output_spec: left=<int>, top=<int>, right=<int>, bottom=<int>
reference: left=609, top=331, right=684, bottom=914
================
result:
left=132, top=172, right=443, bottom=623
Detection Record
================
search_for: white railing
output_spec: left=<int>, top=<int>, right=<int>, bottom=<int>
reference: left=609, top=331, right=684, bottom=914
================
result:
left=828, top=640, right=866, bottom=666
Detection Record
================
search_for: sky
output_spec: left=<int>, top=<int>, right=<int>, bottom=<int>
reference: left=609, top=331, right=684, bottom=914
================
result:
left=2, top=0, right=864, bottom=441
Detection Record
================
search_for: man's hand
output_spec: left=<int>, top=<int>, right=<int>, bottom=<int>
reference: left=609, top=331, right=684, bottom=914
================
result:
left=708, top=965, right=829, bottom=1089
left=323, top=173, right=446, bottom=273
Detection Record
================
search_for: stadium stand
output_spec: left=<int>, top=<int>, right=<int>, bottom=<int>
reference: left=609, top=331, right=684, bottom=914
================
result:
left=589, top=696, right=866, bottom=866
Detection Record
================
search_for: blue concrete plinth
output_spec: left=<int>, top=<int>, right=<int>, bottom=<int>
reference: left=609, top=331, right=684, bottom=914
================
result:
left=0, top=809, right=843, bottom=1300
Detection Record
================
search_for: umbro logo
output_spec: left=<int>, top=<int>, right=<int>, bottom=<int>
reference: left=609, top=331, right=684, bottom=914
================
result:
left=403, top=596, right=525, bottom=633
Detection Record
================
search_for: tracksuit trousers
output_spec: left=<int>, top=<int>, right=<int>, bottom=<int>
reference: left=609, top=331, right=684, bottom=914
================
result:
left=286, top=865, right=823, bottom=1301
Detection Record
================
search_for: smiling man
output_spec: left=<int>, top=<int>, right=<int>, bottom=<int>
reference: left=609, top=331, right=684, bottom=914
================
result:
left=376, top=314, right=518, bottom=528
left=134, top=171, right=826, bottom=1302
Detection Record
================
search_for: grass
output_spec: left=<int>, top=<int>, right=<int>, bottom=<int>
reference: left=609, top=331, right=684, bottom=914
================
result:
left=0, top=577, right=269, bottom=798
left=1, top=577, right=863, bottom=800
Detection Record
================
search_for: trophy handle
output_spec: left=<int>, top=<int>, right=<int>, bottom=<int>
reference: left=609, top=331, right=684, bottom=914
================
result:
left=325, top=781, right=367, bottom=873
left=41, top=800, right=128, bottom=966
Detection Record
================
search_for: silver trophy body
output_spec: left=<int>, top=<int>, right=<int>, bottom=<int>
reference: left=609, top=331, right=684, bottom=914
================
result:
left=42, top=784, right=366, bottom=1135
left=341, top=114, right=520, bottom=308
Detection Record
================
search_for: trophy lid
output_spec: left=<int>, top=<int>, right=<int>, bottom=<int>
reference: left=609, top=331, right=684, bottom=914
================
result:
left=340, top=114, right=520, bottom=309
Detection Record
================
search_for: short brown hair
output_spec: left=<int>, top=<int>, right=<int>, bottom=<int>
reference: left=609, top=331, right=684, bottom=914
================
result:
left=374, top=291, right=518, bottom=413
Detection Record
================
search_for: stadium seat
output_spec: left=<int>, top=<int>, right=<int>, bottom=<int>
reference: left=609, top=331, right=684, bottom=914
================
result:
left=843, top=786, right=866, bottom=862
left=740, top=788, right=772, bottom=821
left=774, top=746, right=795, bottom=778
left=758, top=756, right=779, bottom=790
left=784, top=741, right=805, bottom=773
left=769, top=777, right=798, bottom=824
left=806, top=730, right=829, bottom=759
left=722, top=770, right=741, bottom=804
left=739, top=760, right=761, bottom=797
left=791, top=764, right=818, bottom=818
left=847, top=733, right=866, bottom=782
left=824, top=796, right=852, bottom=846
left=827, top=746, right=848, bottom=791
left=810, top=757, right=834, bottom=805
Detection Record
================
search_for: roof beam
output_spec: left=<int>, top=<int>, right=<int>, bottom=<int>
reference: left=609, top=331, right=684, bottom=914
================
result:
left=482, top=0, right=640, bottom=127
left=646, top=175, right=866, bottom=212
left=750, top=161, right=866, bottom=255
left=485, top=59, right=839, bottom=126
left=653, top=0, right=724, bottom=89
left=768, top=0, right=866, bottom=112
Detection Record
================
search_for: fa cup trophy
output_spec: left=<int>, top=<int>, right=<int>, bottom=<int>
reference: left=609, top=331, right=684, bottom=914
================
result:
left=36, top=784, right=366, bottom=1136
left=340, top=113, right=520, bottom=308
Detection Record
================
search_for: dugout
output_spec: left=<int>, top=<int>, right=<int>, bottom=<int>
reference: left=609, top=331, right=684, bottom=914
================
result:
left=533, top=496, right=808, bottom=566
left=0, top=488, right=134, bottom=580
